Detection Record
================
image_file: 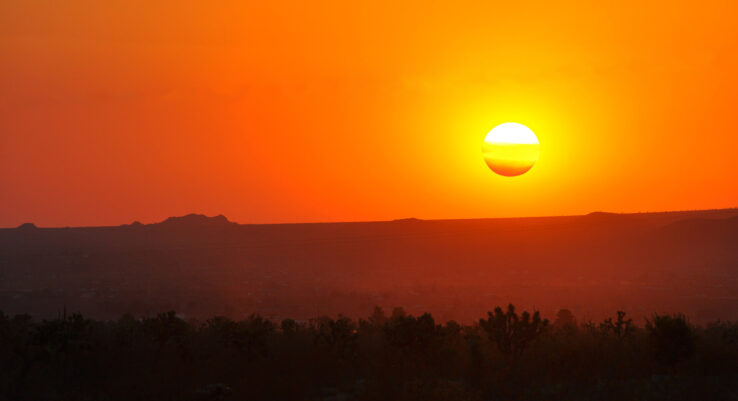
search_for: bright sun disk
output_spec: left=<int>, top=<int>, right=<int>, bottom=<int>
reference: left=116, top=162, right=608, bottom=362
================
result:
left=482, top=122, right=540, bottom=177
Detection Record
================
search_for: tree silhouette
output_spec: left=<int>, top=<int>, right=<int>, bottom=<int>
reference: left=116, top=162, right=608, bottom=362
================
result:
left=368, top=306, right=387, bottom=326
left=312, top=315, right=358, bottom=359
left=646, top=313, right=694, bottom=367
left=2, top=307, right=737, bottom=400
left=280, top=318, right=297, bottom=336
left=554, top=309, right=577, bottom=331
left=384, top=312, right=437, bottom=353
left=479, top=304, right=548, bottom=358
left=600, top=311, right=635, bottom=340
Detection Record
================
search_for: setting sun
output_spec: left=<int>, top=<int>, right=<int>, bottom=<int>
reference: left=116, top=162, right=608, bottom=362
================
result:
left=3, top=1, right=738, bottom=398
left=482, top=123, right=540, bottom=177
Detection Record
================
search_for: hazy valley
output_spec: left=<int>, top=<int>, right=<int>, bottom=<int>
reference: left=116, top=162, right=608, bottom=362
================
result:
left=2, top=209, right=737, bottom=324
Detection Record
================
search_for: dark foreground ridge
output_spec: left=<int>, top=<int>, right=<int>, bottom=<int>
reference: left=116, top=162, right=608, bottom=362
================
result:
left=2, top=305, right=737, bottom=400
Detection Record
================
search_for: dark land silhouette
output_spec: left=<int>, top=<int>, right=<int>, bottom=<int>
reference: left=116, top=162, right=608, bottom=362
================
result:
left=2, top=307, right=737, bottom=400
left=2, top=209, right=738, bottom=324
left=2, top=209, right=738, bottom=399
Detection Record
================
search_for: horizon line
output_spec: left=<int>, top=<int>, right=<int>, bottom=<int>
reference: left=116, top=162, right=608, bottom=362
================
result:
left=3, top=206, right=738, bottom=230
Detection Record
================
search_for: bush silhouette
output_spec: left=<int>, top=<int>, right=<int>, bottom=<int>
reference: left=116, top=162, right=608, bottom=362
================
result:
left=646, top=313, right=694, bottom=367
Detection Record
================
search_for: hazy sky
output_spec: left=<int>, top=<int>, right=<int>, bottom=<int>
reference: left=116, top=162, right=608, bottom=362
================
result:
left=2, top=1, right=737, bottom=226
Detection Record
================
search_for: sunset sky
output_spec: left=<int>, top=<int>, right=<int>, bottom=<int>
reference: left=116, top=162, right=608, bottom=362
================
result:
left=2, top=1, right=737, bottom=227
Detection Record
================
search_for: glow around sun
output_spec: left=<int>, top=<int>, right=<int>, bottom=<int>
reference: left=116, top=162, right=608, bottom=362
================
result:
left=482, top=123, right=540, bottom=177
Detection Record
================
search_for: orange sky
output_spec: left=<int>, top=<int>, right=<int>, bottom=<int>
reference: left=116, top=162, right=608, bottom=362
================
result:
left=2, top=1, right=737, bottom=227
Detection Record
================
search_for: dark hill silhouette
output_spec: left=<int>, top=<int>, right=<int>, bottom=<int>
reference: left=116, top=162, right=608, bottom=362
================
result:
left=392, top=217, right=424, bottom=222
left=15, top=222, right=37, bottom=230
left=155, top=213, right=234, bottom=229
left=1, top=208, right=738, bottom=323
left=585, top=211, right=621, bottom=219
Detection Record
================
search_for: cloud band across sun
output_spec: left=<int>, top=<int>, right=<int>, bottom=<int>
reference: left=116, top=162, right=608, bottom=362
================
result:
left=482, top=123, right=540, bottom=177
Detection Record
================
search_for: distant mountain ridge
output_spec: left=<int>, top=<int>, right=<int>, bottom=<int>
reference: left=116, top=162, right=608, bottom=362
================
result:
left=9, top=207, right=738, bottom=230
left=656, top=214, right=738, bottom=242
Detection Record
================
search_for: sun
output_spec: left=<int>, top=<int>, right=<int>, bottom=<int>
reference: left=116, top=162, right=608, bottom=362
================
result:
left=482, top=123, right=540, bottom=177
